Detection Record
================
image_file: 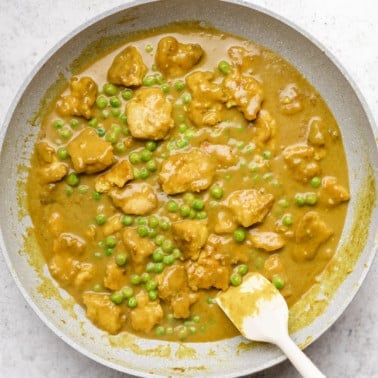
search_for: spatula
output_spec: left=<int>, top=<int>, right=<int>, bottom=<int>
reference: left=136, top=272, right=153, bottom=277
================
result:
left=216, top=272, right=325, bottom=378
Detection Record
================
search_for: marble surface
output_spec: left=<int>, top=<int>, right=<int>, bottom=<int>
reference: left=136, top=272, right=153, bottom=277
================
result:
left=0, top=0, right=377, bottom=377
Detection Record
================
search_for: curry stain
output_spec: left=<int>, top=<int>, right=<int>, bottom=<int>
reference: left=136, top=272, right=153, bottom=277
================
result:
left=175, top=344, right=197, bottom=359
left=237, top=340, right=257, bottom=355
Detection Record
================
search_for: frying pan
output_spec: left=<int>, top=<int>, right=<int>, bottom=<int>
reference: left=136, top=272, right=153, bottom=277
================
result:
left=0, top=0, right=377, bottom=376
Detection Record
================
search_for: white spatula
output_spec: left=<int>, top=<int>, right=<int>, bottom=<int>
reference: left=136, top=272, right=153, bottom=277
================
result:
left=216, top=272, right=325, bottom=378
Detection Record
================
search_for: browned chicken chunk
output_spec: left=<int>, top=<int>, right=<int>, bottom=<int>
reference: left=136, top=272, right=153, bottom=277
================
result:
left=95, top=160, right=133, bottom=193
left=155, top=36, right=204, bottom=78
left=83, top=292, right=124, bottom=334
left=126, top=87, right=174, bottom=140
left=38, top=162, right=68, bottom=184
left=56, top=76, right=98, bottom=119
left=107, top=45, right=147, bottom=87
left=248, top=230, right=285, bottom=252
left=319, top=176, right=350, bottom=206
left=67, top=128, right=115, bottom=174
left=279, top=83, right=303, bottom=115
left=159, top=149, right=215, bottom=194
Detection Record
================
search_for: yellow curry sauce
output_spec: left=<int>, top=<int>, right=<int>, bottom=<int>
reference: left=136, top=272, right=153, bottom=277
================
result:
left=27, top=26, right=350, bottom=342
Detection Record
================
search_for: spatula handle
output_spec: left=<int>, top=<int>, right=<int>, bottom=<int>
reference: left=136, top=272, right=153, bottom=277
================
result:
left=276, top=335, right=326, bottom=378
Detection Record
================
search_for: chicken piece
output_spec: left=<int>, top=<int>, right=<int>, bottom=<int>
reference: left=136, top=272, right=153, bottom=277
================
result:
left=210, top=206, right=237, bottom=234
left=95, top=160, right=133, bottom=193
left=200, top=142, right=237, bottom=168
left=107, top=45, right=147, bottom=87
left=159, top=149, right=215, bottom=194
left=67, top=128, right=115, bottom=174
left=83, top=292, right=123, bottom=334
left=253, top=109, right=277, bottom=150
left=171, top=220, right=208, bottom=260
left=282, top=143, right=321, bottom=183
left=48, top=212, right=64, bottom=236
left=307, top=117, right=326, bottom=147
left=49, top=252, right=80, bottom=286
left=122, top=228, right=155, bottom=268
left=74, top=263, right=95, bottom=288
left=293, top=211, right=333, bottom=261
left=226, top=189, right=274, bottom=227
left=224, top=71, right=263, bottom=120
left=102, top=214, right=123, bottom=236
left=126, top=87, right=174, bottom=140
left=227, top=45, right=261, bottom=73
left=248, top=230, right=285, bottom=252
left=156, top=265, right=199, bottom=319
left=319, top=176, right=350, bottom=206
left=39, top=162, right=68, bottom=184
left=53, top=232, right=86, bottom=255
left=186, top=71, right=227, bottom=127
left=103, top=261, right=126, bottom=291
left=262, top=254, right=292, bottom=298
left=56, top=76, right=98, bottom=119
left=36, top=141, right=55, bottom=163
left=279, top=83, right=303, bottom=115
left=109, top=183, right=157, bottom=215
left=130, top=291, right=164, bottom=333
left=155, top=36, right=204, bottom=78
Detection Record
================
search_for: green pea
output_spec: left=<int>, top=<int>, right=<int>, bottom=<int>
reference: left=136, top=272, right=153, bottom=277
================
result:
left=210, top=186, right=224, bottom=200
left=137, top=217, right=147, bottom=225
left=105, top=248, right=113, bottom=256
left=96, top=127, right=106, bottom=137
left=93, top=283, right=102, bottom=292
left=121, top=89, right=133, bottom=100
left=162, top=239, right=174, bottom=254
left=177, top=325, right=189, bottom=340
left=105, top=235, right=117, bottom=248
left=278, top=198, right=290, bottom=208
left=262, top=150, right=272, bottom=159
left=141, top=149, right=153, bottom=162
left=295, top=193, right=305, bottom=207
left=207, top=297, right=216, bottom=305
left=111, top=108, right=121, bottom=117
left=174, top=80, right=185, bottom=91
left=282, top=213, right=293, bottom=226
left=192, top=199, right=204, bottom=211
left=145, top=280, right=157, bottom=291
left=127, top=296, right=138, bottom=308
left=66, top=172, right=80, bottom=187
left=237, top=264, right=248, bottom=276
left=96, top=95, right=108, bottom=109
left=146, top=159, right=158, bottom=172
left=121, top=286, right=134, bottom=299
left=147, top=228, right=158, bottom=238
left=141, top=272, right=151, bottom=283
left=159, top=219, right=170, bottom=231
left=178, top=123, right=188, bottom=133
left=129, top=151, right=141, bottom=164
left=148, top=289, right=157, bottom=300
left=148, top=216, right=159, bottom=228
left=53, top=119, right=64, bottom=129
left=167, top=200, right=179, bottom=212
left=183, top=193, right=195, bottom=205
left=70, top=118, right=79, bottom=128
left=182, top=93, right=191, bottom=104
left=172, top=248, right=181, bottom=260
left=153, top=262, right=165, bottom=273
left=311, top=176, right=322, bottom=188
left=103, top=83, right=118, bottom=96
left=155, top=326, right=165, bottom=336
left=195, top=211, right=207, bottom=219
left=121, top=215, right=133, bottom=226
left=130, top=274, right=141, bottom=285
left=163, top=254, right=175, bottom=265
left=161, top=84, right=170, bottom=94
left=59, top=127, right=72, bottom=139
left=95, top=214, right=107, bottom=225
left=155, top=235, right=164, bottom=246
left=184, top=129, right=195, bottom=139
left=146, top=262, right=156, bottom=273
left=155, top=74, right=164, bottom=84
left=57, top=147, right=68, bottom=160
left=93, top=251, right=102, bottom=259
left=305, top=192, right=318, bottom=206
left=145, top=140, right=157, bottom=151
left=115, top=142, right=127, bottom=153
left=152, top=248, right=164, bottom=262
left=115, top=253, right=128, bottom=266
left=218, top=60, right=231, bottom=75
left=137, top=225, right=149, bottom=237
left=139, top=167, right=150, bottom=180
left=230, top=272, right=242, bottom=286
left=78, top=185, right=88, bottom=194
left=272, top=275, right=285, bottom=290
left=176, top=138, right=189, bottom=149
left=120, top=114, right=128, bottom=124
left=88, top=118, right=98, bottom=127
left=110, top=291, right=124, bottom=305
left=233, top=228, right=246, bottom=243
left=143, top=75, right=156, bottom=86
left=180, top=204, right=191, bottom=217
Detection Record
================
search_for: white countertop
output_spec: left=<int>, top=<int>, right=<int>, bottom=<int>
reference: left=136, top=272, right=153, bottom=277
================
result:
left=0, top=1, right=377, bottom=377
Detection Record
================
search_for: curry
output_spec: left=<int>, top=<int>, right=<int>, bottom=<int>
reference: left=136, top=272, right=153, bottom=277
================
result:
left=27, top=25, right=350, bottom=342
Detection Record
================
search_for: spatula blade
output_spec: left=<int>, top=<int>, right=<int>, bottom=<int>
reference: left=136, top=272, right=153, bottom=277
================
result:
left=216, top=272, right=288, bottom=343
